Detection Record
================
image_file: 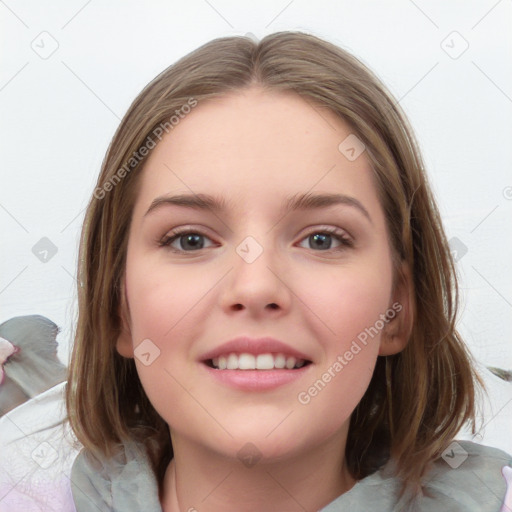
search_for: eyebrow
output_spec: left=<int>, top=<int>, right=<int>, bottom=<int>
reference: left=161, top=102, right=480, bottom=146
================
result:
left=144, top=191, right=372, bottom=223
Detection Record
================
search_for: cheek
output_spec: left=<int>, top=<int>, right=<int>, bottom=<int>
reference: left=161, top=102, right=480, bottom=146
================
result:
left=292, top=258, right=393, bottom=411
left=125, top=253, right=207, bottom=341
left=298, top=257, right=394, bottom=350
left=123, top=252, right=216, bottom=422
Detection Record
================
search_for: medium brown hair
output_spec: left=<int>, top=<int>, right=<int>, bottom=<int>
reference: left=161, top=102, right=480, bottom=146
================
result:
left=65, top=30, right=485, bottom=502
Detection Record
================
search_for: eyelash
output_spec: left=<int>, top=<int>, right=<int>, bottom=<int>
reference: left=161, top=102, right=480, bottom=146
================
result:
left=158, top=226, right=354, bottom=254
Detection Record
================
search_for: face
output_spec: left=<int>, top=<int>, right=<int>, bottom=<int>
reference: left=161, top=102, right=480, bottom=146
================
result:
left=116, top=87, right=410, bottom=462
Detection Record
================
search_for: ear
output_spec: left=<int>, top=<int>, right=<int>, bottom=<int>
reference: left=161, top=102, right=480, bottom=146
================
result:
left=116, top=277, right=134, bottom=358
left=379, top=261, right=414, bottom=356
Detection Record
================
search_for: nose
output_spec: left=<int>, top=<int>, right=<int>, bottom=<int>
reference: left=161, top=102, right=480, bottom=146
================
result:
left=219, top=237, right=292, bottom=318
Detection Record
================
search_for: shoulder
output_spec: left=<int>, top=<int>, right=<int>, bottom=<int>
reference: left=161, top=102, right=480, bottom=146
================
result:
left=71, top=440, right=163, bottom=511
left=418, top=440, right=512, bottom=512
left=71, top=446, right=113, bottom=509
left=320, top=440, right=512, bottom=512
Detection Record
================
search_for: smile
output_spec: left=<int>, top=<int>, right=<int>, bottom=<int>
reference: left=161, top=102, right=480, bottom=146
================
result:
left=208, top=353, right=311, bottom=370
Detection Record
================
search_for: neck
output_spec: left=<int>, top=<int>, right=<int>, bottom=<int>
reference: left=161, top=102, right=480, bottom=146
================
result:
left=161, top=432, right=357, bottom=512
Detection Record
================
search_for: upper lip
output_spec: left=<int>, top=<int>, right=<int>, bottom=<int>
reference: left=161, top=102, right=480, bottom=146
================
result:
left=199, top=336, right=313, bottom=362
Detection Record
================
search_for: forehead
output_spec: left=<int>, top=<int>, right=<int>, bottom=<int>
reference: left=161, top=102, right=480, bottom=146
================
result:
left=132, top=87, right=381, bottom=219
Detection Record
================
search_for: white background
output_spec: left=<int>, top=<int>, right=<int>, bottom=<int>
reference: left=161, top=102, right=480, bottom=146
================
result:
left=1, top=0, right=511, bottom=454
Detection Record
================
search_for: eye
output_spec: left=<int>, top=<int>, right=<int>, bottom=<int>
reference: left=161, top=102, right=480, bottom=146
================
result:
left=159, top=228, right=216, bottom=253
left=159, top=226, right=353, bottom=254
left=297, top=227, right=353, bottom=252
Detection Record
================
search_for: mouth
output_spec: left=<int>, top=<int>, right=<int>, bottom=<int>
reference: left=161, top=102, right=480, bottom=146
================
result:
left=204, top=353, right=313, bottom=371
left=199, top=336, right=314, bottom=390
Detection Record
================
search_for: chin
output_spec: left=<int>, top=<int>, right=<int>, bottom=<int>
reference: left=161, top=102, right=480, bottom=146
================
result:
left=218, top=422, right=315, bottom=464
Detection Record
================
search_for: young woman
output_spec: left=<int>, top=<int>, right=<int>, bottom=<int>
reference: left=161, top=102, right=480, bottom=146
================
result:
left=66, top=31, right=512, bottom=511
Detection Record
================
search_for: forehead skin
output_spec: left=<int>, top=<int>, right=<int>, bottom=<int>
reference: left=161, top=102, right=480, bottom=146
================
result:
left=130, top=86, right=389, bottom=251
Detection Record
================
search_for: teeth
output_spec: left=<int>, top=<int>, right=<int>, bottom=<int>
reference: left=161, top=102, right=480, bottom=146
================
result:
left=210, top=353, right=307, bottom=370
left=274, top=354, right=286, bottom=369
left=227, top=354, right=238, bottom=369
left=285, top=356, right=296, bottom=369
left=239, top=353, right=255, bottom=369
left=256, top=354, right=274, bottom=370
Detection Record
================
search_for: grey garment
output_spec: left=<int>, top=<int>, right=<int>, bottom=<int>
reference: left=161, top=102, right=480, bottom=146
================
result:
left=71, top=439, right=512, bottom=512
left=0, top=315, right=67, bottom=402
left=321, top=440, right=512, bottom=512
left=71, top=441, right=162, bottom=511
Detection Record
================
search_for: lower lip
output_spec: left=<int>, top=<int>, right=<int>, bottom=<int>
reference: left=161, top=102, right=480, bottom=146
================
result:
left=201, top=363, right=312, bottom=391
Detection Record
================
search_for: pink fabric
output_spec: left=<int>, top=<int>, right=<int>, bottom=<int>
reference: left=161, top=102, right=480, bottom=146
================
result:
left=0, top=336, right=19, bottom=385
left=0, top=382, right=81, bottom=512
left=501, top=465, right=512, bottom=512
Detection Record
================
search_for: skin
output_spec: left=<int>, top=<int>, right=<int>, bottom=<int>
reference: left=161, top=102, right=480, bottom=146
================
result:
left=116, top=86, right=412, bottom=512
